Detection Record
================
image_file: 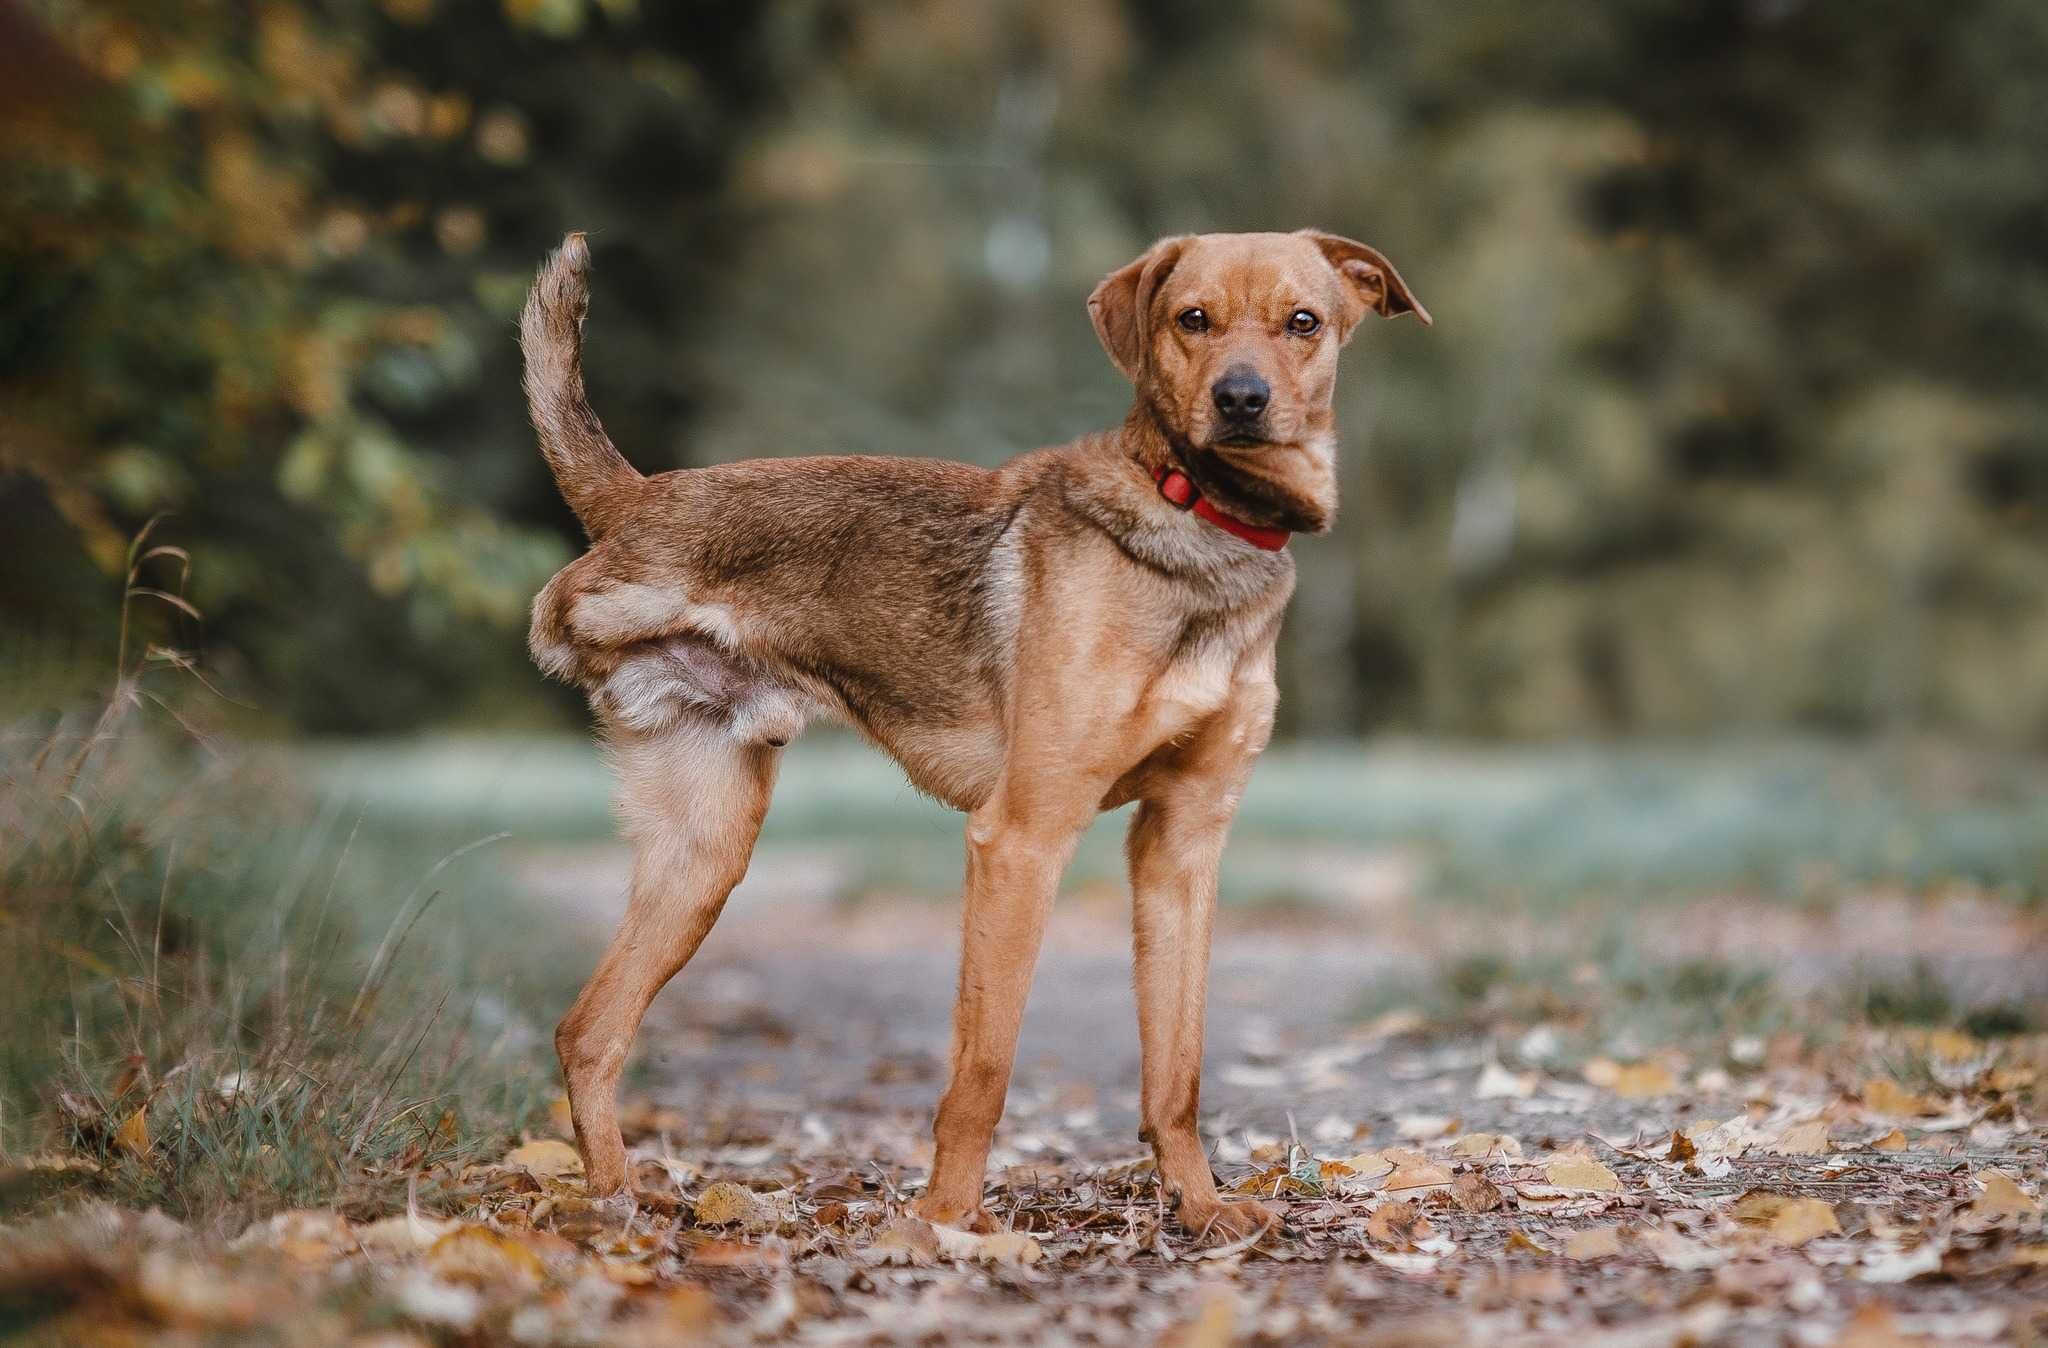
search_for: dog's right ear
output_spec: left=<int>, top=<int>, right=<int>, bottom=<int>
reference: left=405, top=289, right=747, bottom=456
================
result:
left=1088, top=236, right=1190, bottom=382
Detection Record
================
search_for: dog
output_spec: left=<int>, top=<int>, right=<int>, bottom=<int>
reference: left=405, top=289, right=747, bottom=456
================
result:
left=521, top=228, right=1428, bottom=1242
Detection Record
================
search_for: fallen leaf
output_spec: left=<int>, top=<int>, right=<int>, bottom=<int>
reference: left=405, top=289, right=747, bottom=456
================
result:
left=1365, top=1199, right=1432, bottom=1249
left=1772, top=1198, right=1839, bottom=1246
left=1394, top=1114, right=1458, bottom=1140
left=1610, top=1063, right=1678, bottom=1098
left=693, top=1180, right=774, bottom=1232
left=931, top=1224, right=1043, bottom=1266
left=1505, top=1229, right=1552, bottom=1255
left=115, top=1105, right=150, bottom=1159
left=635, top=1284, right=721, bottom=1335
left=1564, top=1225, right=1623, bottom=1260
left=1869, top=1128, right=1909, bottom=1151
left=1384, top=1156, right=1453, bottom=1192
left=687, top=1238, right=786, bottom=1267
left=1732, top=1190, right=1841, bottom=1245
left=427, top=1225, right=545, bottom=1289
left=356, top=1209, right=459, bottom=1254
left=1862, top=1078, right=1940, bottom=1118
left=1765, top=1120, right=1830, bottom=1155
left=1334, top=1149, right=1392, bottom=1179
left=1161, top=1290, right=1237, bottom=1348
left=504, top=1137, right=582, bottom=1180
left=1831, top=1304, right=1919, bottom=1348
left=2008, top=1245, right=2048, bottom=1268
left=1451, top=1172, right=1502, bottom=1213
left=1449, top=1133, right=1523, bottom=1161
left=1967, top=1170, right=2039, bottom=1220
left=1544, top=1157, right=1620, bottom=1193
left=1638, top=1224, right=1727, bottom=1271
left=1365, top=1247, right=1441, bottom=1275
left=1664, top=1131, right=1696, bottom=1163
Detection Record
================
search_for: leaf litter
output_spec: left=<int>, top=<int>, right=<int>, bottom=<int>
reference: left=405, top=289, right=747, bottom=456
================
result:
left=3, top=907, right=2045, bottom=1343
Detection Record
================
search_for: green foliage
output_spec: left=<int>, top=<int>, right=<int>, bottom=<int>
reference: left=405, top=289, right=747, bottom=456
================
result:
left=4, top=1, right=2047, bottom=739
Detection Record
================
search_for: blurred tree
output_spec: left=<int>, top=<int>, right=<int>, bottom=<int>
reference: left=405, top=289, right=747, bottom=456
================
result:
left=1, top=0, right=778, bottom=728
left=5, top=0, right=2046, bottom=743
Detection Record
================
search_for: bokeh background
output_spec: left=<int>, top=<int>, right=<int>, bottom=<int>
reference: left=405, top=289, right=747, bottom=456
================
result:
left=8, top=0, right=2048, bottom=742
left=4, top=0, right=2048, bottom=1222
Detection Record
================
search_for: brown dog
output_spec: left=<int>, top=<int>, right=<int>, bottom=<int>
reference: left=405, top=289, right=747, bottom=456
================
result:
left=522, top=228, right=1428, bottom=1242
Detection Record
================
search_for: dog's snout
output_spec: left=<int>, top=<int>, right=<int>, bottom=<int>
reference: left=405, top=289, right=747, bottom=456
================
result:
left=1211, top=369, right=1270, bottom=421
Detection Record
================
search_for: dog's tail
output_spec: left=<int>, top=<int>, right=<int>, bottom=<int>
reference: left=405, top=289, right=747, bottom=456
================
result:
left=521, top=233, right=642, bottom=539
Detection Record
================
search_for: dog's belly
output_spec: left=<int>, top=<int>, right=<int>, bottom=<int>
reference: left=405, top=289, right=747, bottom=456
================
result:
left=871, top=716, right=1007, bottom=813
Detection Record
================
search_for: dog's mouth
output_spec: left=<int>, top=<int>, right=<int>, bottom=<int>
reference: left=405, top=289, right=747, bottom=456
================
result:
left=1209, top=430, right=1271, bottom=450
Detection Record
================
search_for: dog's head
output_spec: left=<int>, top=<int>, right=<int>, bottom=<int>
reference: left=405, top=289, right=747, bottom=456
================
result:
left=1089, top=230, right=1428, bottom=533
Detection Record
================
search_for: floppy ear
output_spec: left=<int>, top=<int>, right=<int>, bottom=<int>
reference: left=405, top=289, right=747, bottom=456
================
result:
left=1299, top=229, right=1432, bottom=335
left=1087, top=236, right=1190, bottom=381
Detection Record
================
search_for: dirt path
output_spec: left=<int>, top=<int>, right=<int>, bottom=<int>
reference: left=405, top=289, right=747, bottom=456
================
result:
left=503, top=845, right=2048, bottom=1344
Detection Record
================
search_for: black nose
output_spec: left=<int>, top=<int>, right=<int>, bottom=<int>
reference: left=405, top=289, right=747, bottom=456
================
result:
left=1211, top=369, right=1270, bottom=420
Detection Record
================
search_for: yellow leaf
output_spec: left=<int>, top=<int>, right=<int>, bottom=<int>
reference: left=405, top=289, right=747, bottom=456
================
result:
left=1335, top=1150, right=1392, bottom=1180
left=1869, top=1129, right=1909, bottom=1151
left=1769, top=1197, right=1839, bottom=1246
left=1164, top=1290, right=1237, bottom=1348
left=1449, top=1133, right=1523, bottom=1161
left=1862, top=1079, right=1940, bottom=1118
left=1765, top=1120, right=1830, bottom=1155
left=1610, top=1062, right=1678, bottom=1098
left=1505, top=1229, right=1551, bottom=1255
left=427, top=1225, right=546, bottom=1289
left=1564, top=1225, right=1623, bottom=1260
left=1544, top=1157, right=1620, bottom=1193
left=115, top=1105, right=150, bottom=1158
left=1384, top=1158, right=1453, bottom=1192
left=2008, top=1245, right=2048, bottom=1268
left=1970, top=1171, right=2039, bottom=1219
left=504, top=1137, right=583, bottom=1180
left=1732, top=1190, right=1840, bottom=1245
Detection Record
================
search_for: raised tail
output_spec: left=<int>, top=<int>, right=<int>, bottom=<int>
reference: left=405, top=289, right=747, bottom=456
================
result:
left=520, top=233, right=642, bottom=538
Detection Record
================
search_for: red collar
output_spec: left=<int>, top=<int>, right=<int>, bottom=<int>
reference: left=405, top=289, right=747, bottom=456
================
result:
left=1152, top=465, right=1291, bottom=551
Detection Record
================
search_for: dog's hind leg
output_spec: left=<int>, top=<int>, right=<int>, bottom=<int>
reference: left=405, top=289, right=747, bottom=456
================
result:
left=556, top=718, right=780, bottom=1196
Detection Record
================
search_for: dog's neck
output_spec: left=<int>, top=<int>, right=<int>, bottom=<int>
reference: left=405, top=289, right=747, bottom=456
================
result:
left=1121, top=403, right=1335, bottom=536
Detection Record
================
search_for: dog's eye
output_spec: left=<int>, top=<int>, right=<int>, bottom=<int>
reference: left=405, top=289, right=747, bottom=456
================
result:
left=1287, top=309, right=1321, bottom=336
left=1176, top=308, right=1209, bottom=333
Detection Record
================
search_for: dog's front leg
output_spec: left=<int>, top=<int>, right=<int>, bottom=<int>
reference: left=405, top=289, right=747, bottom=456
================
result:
left=912, top=795, right=1089, bottom=1231
left=1128, top=677, right=1283, bottom=1243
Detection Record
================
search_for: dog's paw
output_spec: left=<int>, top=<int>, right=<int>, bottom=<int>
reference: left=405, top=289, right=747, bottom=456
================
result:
left=587, top=1189, right=638, bottom=1224
left=1180, top=1195, right=1285, bottom=1246
left=909, top=1195, right=998, bottom=1235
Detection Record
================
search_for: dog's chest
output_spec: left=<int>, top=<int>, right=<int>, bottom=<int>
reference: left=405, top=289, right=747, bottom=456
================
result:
left=1130, top=613, right=1260, bottom=745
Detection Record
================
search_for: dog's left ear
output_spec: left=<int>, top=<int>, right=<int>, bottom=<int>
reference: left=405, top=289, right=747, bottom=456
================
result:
left=1088, top=236, right=1190, bottom=382
left=1299, top=230, right=1432, bottom=335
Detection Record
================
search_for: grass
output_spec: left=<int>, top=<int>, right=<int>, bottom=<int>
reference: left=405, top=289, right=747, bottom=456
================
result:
left=0, top=716, right=568, bottom=1229
left=0, top=548, right=571, bottom=1231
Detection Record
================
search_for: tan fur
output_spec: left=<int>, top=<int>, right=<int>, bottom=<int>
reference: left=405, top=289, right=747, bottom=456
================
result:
left=524, top=228, right=1427, bottom=1243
